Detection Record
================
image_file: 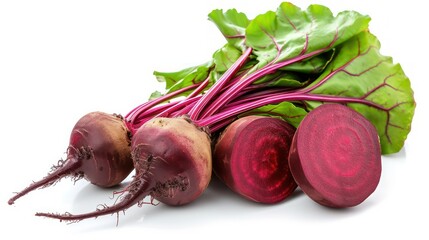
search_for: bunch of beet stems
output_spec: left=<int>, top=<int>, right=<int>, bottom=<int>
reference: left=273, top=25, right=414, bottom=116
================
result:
left=33, top=41, right=385, bottom=222
left=126, top=43, right=380, bottom=133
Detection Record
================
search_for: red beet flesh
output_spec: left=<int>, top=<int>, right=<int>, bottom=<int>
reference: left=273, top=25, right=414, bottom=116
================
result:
left=8, top=112, right=133, bottom=205
left=288, top=104, right=382, bottom=208
left=35, top=117, right=212, bottom=222
left=214, top=116, right=297, bottom=203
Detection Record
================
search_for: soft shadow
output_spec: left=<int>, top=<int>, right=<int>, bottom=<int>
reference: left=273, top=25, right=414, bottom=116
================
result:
left=63, top=172, right=376, bottom=230
left=118, top=175, right=263, bottom=228
left=71, top=182, right=128, bottom=213
left=282, top=189, right=373, bottom=223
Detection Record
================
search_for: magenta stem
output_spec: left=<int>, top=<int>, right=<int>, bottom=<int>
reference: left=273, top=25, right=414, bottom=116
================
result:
left=197, top=92, right=385, bottom=130
left=188, top=47, right=252, bottom=120
left=126, top=82, right=201, bottom=123
left=200, top=48, right=329, bottom=118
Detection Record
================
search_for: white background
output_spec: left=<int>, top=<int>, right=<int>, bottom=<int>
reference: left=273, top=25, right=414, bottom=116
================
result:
left=1, top=0, right=428, bottom=239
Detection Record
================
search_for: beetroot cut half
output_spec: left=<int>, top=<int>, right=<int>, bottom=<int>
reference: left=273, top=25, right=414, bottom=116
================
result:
left=288, top=104, right=382, bottom=208
left=214, top=116, right=297, bottom=204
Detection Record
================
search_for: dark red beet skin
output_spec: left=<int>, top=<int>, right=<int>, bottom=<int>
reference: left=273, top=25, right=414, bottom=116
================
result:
left=214, top=116, right=297, bottom=204
left=288, top=104, right=382, bottom=208
left=35, top=117, right=212, bottom=222
left=69, top=112, right=134, bottom=187
left=132, top=117, right=212, bottom=205
left=8, top=112, right=133, bottom=205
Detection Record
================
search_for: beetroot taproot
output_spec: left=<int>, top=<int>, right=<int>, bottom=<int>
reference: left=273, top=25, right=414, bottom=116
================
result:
left=8, top=112, right=133, bottom=205
left=35, top=116, right=212, bottom=222
left=288, top=104, right=382, bottom=208
left=214, top=116, right=297, bottom=204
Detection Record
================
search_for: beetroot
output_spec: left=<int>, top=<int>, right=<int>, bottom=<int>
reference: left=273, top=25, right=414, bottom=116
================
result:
left=35, top=116, right=212, bottom=222
left=214, top=116, right=297, bottom=204
left=8, top=112, right=133, bottom=205
left=288, top=104, right=382, bottom=208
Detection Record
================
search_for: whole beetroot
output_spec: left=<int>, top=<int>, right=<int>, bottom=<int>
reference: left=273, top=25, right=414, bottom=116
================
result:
left=8, top=112, right=134, bottom=205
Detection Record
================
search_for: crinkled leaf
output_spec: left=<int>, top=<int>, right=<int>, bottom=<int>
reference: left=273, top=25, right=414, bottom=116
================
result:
left=253, top=50, right=335, bottom=88
left=245, top=2, right=370, bottom=70
left=253, top=71, right=309, bottom=88
left=304, top=31, right=415, bottom=154
left=241, top=102, right=307, bottom=127
left=154, top=61, right=213, bottom=94
left=208, top=9, right=250, bottom=50
left=269, top=77, right=309, bottom=88
left=280, top=49, right=335, bottom=74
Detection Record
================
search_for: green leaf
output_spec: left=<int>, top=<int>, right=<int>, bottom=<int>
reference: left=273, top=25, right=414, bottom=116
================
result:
left=281, top=49, right=335, bottom=74
left=153, top=61, right=213, bottom=94
left=245, top=2, right=370, bottom=70
left=241, top=102, right=307, bottom=128
left=148, top=90, right=163, bottom=101
left=213, top=44, right=242, bottom=73
left=253, top=50, right=335, bottom=88
left=208, top=9, right=250, bottom=50
left=253, top=71, right=309, bottom=88
left=305, top=31, right=415, bottom=154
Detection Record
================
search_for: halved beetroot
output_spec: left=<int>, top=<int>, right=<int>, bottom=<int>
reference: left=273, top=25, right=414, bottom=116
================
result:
left=288, top=104, right=382, bottom=208
left=214, top=116, right=297, bottom=204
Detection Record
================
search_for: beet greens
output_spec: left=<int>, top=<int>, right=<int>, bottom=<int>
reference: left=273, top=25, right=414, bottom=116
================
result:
left=151, top=3, right=414, bottom=154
